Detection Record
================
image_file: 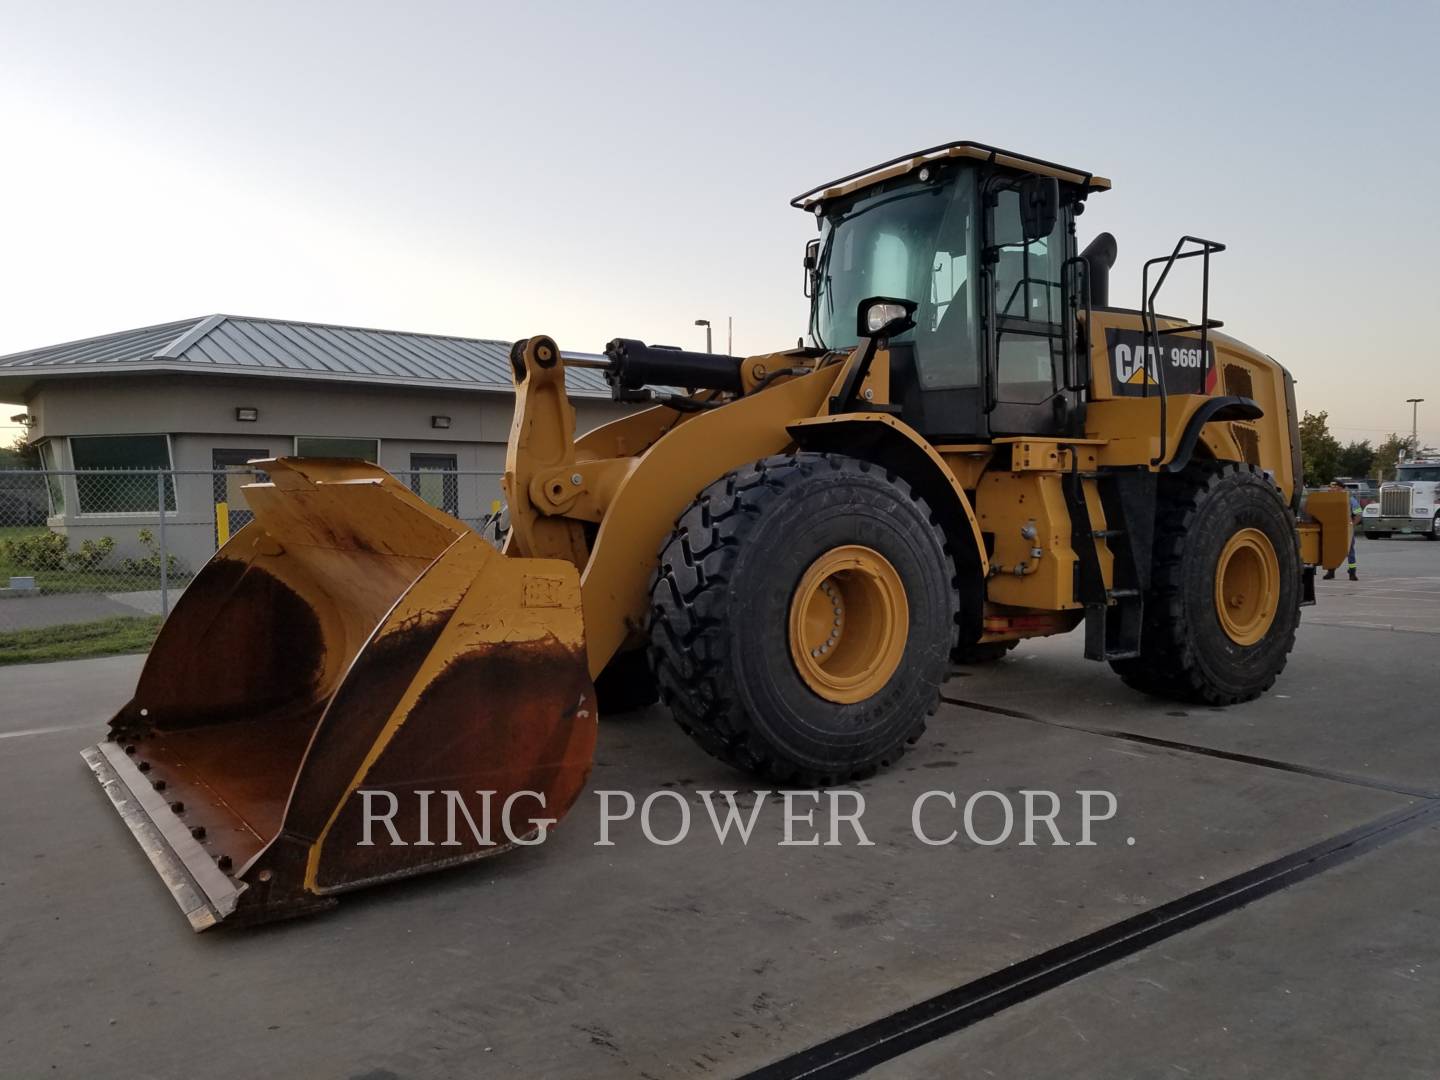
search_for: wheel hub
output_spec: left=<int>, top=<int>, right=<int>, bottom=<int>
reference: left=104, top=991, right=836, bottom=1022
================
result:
left=788, top=545, right=909, bottom=704
left=1214, top=527, right=1280, bottom=646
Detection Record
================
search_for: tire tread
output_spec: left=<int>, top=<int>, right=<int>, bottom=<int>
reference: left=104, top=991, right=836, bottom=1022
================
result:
left=1111, top=461, right=1300, bottom=705
left=647, top=452, right=956, bottom=785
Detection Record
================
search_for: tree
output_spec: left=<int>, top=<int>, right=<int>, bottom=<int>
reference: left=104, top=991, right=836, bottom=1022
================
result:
left=1298, top=411, right=1341, bottom=487
left=1335, top=439, right=1374, bottom=480
left=1372, top=433, right=1412, bottom=482
left=0, top=431, right=40, bottom=469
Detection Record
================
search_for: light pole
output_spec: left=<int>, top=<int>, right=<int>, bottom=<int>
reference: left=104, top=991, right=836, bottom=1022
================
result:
left=1407, top=398, right=1424, bottom=452
left=695, top=318, right=712, bottom=353
left=727, top=315, right=733, bottom=356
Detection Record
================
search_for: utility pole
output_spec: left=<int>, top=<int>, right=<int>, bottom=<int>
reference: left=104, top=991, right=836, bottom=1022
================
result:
left=695, top=318, right=712, bottom=353
left=1407, top=398, right=1424, bottom=456
left=727, top=315, right=733, bottom=356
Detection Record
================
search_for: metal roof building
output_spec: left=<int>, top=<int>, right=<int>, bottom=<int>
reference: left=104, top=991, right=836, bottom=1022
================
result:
left=0, top=313, right=612, bottom=398
left=0, top=315, right=629, bottom=570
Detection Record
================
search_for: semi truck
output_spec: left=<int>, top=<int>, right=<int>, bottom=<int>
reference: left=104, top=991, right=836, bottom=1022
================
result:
left=1362, top=458, right=1440, bottom=539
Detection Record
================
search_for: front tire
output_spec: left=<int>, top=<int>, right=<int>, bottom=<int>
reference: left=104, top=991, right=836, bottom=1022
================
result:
left=1111, top=462, right=1301, bottom=705
left=648, top=453, right=957, bottom=785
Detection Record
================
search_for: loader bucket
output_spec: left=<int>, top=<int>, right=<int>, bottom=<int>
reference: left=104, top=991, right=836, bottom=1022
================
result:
left=81, top=458, right=597, bottom=930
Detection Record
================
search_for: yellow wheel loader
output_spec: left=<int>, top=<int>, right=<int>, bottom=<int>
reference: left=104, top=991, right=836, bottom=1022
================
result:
left=83, top=141, right=1354, bottom=929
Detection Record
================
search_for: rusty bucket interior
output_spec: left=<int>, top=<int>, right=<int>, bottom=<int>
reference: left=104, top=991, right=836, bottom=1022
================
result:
left=83, top=458, right=597, bottom=929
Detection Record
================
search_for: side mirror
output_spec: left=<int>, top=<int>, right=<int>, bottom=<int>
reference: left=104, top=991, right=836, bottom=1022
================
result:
left=856, top=296, right=917, bottom=340
left=1018, top=176, right=1059, bottom=241
left=803, top=238, right=821, bottom=297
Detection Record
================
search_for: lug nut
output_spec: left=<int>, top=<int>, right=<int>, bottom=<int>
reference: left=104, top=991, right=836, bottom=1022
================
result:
left=216, top=855, right=232, bottom=871
left=152, top=780, right=167, bottom=791
left=190, top=826, right=206, bottom=840
left=137, top=761, right=151, bottom=773
left=170, top=801, right=185, bottom=814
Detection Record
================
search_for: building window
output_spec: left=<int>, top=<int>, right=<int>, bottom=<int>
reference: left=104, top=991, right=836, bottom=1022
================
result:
left=69, top=434, right=175, bottom=513
left=37, top=440, right=64, bottom=514
left=294, top=436, right=379, bottom=462
left=409, top=453, right=458, bottom=515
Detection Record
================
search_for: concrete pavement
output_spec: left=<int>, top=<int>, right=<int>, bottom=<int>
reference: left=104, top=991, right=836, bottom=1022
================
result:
left=0, top=540, right=1436, bottom=1079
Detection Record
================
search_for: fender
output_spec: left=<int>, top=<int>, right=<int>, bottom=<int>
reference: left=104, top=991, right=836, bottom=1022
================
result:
left=787, top=413, right=988, bottom=573
left=788, top=414, right=990, bottom=647
left=1166, top=395, right=1263, bottom=473
left=787, top=413, right=991, bottom=645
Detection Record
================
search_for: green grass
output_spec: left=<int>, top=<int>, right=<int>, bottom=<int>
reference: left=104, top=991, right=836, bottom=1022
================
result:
left=0, top=525, right=188, bottom=593
left=0, top=615, right=162, bottom=665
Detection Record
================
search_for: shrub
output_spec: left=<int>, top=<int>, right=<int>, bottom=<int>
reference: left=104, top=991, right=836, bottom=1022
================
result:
left=1, top=531, right=119, bottom=573
left=2, top=530, right=72, bottom=570
left=65, top=536, right=115, bottom=570
left=121, top=528, right=185, bottom=578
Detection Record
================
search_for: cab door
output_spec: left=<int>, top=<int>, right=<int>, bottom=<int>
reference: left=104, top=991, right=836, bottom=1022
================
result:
left=983, top=181, right=1074, bottom=436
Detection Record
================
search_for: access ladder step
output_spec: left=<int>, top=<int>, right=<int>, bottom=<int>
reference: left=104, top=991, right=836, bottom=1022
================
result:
left=1083, top=595, right=1145, bottom=662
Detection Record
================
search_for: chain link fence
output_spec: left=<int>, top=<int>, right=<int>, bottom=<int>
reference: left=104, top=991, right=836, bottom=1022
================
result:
left=0, top=467, right=506, bottom=634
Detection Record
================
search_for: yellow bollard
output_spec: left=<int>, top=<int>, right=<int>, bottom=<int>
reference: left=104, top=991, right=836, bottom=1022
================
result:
left=215, top=501, right=230, bottom=546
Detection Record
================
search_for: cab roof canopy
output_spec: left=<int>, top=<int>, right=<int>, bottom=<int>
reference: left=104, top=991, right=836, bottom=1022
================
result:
left=791, top=140, right=1112, bottom=211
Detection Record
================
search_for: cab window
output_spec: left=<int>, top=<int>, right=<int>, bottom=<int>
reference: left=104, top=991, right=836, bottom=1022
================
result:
left=990, top=187, right=1065, bottom=404
left=810, top=175, right=981, bottom=391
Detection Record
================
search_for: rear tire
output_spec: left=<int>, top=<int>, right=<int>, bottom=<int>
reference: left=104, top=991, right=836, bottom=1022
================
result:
left=648, top=453, right=957, bottom=785
left=1111, top=462, right=1300, bottom=705
left=1427, top=513, right=1440, bottom=540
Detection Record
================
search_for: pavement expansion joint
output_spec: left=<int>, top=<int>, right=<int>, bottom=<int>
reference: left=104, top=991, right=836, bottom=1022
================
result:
left=939, top=694, right=1440, bottom=800
left=740, top=799, right=1440, bottom=1080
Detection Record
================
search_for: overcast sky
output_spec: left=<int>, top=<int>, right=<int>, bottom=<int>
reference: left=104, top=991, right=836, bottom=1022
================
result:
left=2, top=0, right=1437, bottom=446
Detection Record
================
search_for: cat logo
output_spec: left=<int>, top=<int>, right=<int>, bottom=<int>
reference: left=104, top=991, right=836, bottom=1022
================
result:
left=1113, top=342, right=1160, bottom=387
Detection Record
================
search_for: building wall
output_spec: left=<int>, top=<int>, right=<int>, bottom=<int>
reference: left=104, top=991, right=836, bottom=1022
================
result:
left=27, top=372, right=625, bottom=447
left=27, top=372, right=630, bottom=572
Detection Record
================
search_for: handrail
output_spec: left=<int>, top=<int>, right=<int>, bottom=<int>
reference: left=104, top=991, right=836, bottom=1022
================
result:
left=1139, top=236, right=1226, bottom=466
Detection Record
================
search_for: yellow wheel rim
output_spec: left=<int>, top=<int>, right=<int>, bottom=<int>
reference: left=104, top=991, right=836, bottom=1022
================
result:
left=788, top=545, right=909, bottom=704
left=1214, top=527, right=1280, bottom=646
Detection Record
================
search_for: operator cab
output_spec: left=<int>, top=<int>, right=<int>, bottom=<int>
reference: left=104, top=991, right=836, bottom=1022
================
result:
left=797, top=141, right=1112, bottom=442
